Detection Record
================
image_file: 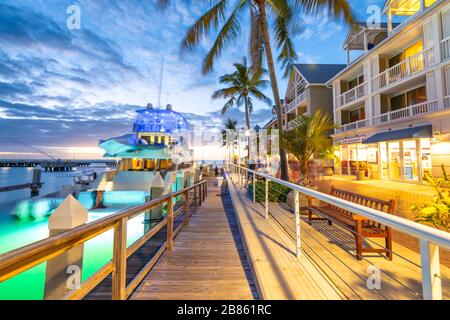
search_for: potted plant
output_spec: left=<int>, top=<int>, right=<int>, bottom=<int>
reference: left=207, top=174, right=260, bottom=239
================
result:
left=280, top=111, right=337, bottom=211
left=354, top=161, right=366, bottom=180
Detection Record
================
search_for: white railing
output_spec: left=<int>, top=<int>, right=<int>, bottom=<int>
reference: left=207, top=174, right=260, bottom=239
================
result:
left=372, top=99, right=440, bottom=125
left=371, top=47, right=435, bottom=92
left=442, top=36, right=450, bottom=61
left=335, top=119, right=370, bottom=133
left=227, top=163, right=450, bottom=300
left=335, top=82, right=368, bottom=109
left=285, top=91, right=307, bottom=114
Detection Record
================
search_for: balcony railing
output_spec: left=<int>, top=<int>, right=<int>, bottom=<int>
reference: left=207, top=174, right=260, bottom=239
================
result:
left=335, top=119, right=370, bottom=133
left=285, top=91, right=307, bottom=114
left=372, top=99, right=440, bottom=125
left=371, top=47, right=435, bottom=92
left=335, top=82, right=368, bottom=109
left=442, top=36, right=450, bottom=61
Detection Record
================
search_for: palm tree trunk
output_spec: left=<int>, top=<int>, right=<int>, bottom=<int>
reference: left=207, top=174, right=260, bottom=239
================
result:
left=244, top=97, right=251, bottom=161
left=255, top=0, right=289, bottom=181
left=244, top=97, right=251, bottom=130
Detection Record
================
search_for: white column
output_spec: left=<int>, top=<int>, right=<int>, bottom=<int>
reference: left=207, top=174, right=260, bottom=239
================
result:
left=265, top=178, right=269, bottom=219
left=420, top=0, right=426, bottom=11
left=346, top=46, right=350, bottom=65
left=420, top=240, right=442, bottom=300
left=363, top=31, right=369, bottom=52
left=294, top=190, right=301, bottom=258
left=387, top=10, right=393, bottom=34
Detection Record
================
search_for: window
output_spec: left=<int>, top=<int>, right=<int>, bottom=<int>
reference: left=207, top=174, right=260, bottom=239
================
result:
left=390, top=93, right=407, bottom=111
left=390, top=86, right=427, bottom=110
left=404, top=41, right=423, bottom=59
left=442, top=7, right=450, bottom=39
left=389, top=52, right=403, bottom=68
left=406, top=86, right=427, bottom=105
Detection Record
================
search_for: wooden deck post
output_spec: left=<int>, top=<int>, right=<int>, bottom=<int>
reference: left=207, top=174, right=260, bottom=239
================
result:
left=252, top=173, right=256, bottom=203
left=199, top=185, right=202, bottom=206
left=265, top=178, right=269, bottom=220
left=420, top=240, right=442, bottom=300
left=184, top=190, right=189, bottom=226
left=167, top=197, right=174, bottom=251
left=294, top=190, right=301, bottom=258
left=44, top=195, right=88, bottom=300
left=194, top=184, right=198, bottom=206
left=112, top=217, right=127, bottom=300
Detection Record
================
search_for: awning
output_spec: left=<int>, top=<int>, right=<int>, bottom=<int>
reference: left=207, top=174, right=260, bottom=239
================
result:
left=363, top=125, right=432, bottom=144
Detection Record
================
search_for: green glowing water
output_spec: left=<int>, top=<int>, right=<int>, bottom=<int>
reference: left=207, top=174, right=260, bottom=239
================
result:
left=0, top=210, right=146, bottom=300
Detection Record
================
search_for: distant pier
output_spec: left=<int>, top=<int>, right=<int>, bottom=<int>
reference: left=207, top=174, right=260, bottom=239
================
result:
left=0, top=159, right=118, bottom=171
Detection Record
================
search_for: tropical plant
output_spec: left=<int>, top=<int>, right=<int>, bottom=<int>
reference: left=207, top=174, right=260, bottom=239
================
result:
left=212, top=57, right=271, bottom=130
left=163, top=0, right=353, bottom=181
left=412, top=165, right=450, bottom=232
left=221, top=118, right=238, bottom=145
left=280, top=110, right=336, bottom=185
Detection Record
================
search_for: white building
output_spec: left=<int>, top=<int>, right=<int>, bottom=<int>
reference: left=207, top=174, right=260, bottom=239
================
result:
left=327, top=0, right=450, bottom=183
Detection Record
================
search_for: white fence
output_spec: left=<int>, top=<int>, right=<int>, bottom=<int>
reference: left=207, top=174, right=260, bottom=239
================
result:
left=372, top=99, right=440, bottom=125
left=226, top=163, right=450, bottom=300
left=442, top=36, right=450, bottom=61
left=371, top=47, right=435, bottom=92
left=285, top=91, right=307, bottom=114
left=335, top=82, right=368, bottom=109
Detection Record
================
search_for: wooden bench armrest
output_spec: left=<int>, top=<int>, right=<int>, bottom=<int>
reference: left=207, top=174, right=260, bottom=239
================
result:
left=352, top=214, right=367, bottom=221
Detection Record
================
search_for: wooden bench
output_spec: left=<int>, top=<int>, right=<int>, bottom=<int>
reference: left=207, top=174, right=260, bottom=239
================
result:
left=307, top=187, right=395, bottom=261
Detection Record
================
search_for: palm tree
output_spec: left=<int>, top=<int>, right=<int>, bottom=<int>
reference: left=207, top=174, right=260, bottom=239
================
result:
left=212, top=58, right=271, bottom=130
left=280, top=111, right=337, bottom=184
left=160, top=0, right=353, bottom=180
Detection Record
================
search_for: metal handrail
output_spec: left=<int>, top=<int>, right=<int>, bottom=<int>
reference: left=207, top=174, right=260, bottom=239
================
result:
left=228, top=163, right=450, bottom=249
left=227, top=163, right=449, bottom=300
left=0, top=179, right=208, bottom=300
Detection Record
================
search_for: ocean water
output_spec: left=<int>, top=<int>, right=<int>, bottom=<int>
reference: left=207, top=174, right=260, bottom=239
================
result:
left=0, top=167, right=149, bottom=300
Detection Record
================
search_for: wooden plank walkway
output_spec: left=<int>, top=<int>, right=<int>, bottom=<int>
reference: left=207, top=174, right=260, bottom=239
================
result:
left=130, top=179, right=258, bottom=300
left=268, top=201, right=450, bottom=300
left=226, top=175, right=343, bottom=300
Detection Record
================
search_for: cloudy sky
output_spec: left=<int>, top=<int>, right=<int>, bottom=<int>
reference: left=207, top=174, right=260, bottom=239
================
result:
left=0, top=0, right=387, bottom=159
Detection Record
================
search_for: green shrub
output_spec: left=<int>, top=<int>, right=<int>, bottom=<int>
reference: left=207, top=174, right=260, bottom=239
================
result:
left=412, top=165, right=449, bottom=232
left=247, top=180, right=290, bottom=203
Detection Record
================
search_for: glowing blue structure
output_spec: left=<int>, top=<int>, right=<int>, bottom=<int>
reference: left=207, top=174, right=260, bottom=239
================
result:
left=133, top=105, right=188, bottom=134
left=99, top=104, right=189, bottom=161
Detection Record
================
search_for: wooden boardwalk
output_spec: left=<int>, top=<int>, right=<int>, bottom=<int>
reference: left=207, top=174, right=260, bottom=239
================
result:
left=226, top=176, right=343, bottom=300
left=130, top=179, right=258, bottom=300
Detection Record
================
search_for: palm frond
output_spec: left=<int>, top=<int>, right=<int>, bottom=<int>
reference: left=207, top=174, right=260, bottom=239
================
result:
left=212, top=86, right=239, bottom=99
left=221, top=97, right=236, bottom=115
left=202, top=1, right=246, bottom=74
left=181, top=0, right=228, bottom=51
left=273, top=12, right=297, bottom=78
left=296, top=0, right=354, bottom=25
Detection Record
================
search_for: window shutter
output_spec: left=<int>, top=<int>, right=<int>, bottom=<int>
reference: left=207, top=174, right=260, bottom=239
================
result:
left=426, top=72, right=437, bottom=100
left=423, top=20, right=434, bottom=49
left=445, top=66, right=450, bottom=96
left=443, top=8, right=450, bottom=39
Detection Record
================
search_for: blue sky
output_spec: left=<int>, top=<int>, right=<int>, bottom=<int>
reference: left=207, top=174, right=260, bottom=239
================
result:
left=0, top=0, right=387, bottom=159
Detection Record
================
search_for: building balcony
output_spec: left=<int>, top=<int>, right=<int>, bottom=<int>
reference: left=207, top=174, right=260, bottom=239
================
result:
left=335, top=82, right=368, bottom=109
left=335, top=98, right=448, bottom=134
left=372, top=99, right=440, bottom=125
left=442, top=36, right=450, bottom=61
left=371, top=47, right=435, bottom=93
left=335, top=119, right=370, bottom=134
left=284, top=91, right=307, bottom=114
